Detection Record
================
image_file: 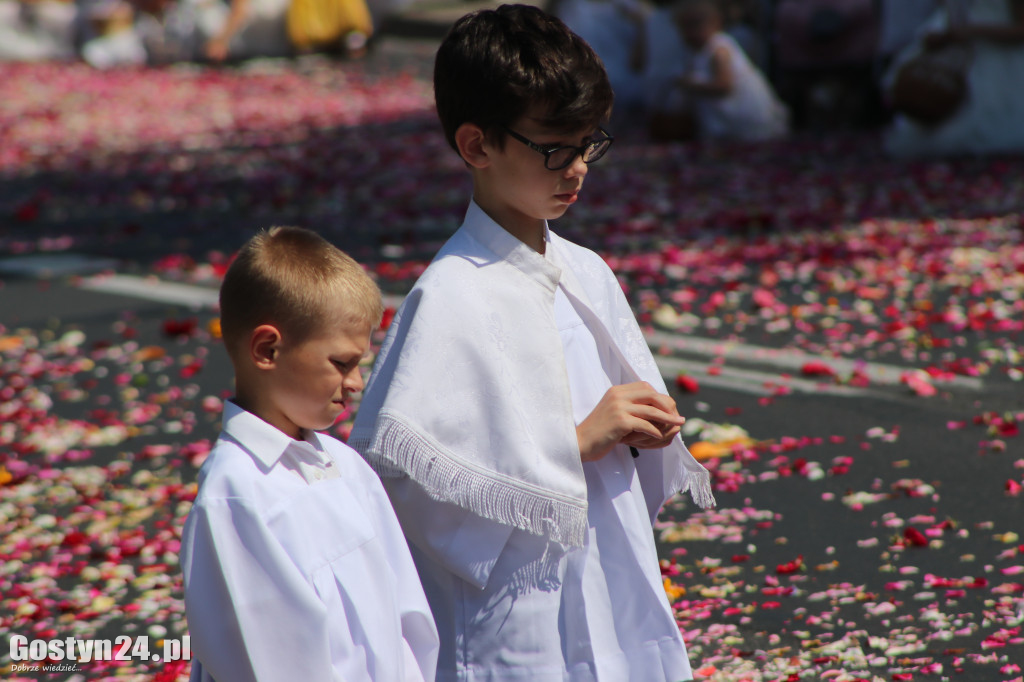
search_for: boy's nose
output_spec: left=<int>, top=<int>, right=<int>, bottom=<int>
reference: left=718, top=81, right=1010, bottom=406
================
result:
left=565, top=153, right=589, bottom=178
left=345, top=367, right=365, bottom=393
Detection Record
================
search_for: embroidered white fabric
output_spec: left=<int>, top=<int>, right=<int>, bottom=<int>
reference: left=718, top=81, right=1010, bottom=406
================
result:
left=350, top=201, right=714, bottom=548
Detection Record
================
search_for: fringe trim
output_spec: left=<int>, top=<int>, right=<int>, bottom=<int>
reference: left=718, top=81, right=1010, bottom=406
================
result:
left=673, top=444, right=717, bottom=510
left=350, top=411, right=589, bottom=548
left=684, top=466, right=717, bottom=510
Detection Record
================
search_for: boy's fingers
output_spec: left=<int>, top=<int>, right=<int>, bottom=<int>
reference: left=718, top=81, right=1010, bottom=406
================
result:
left=622, top=411, right=682, bottom=444
left=621, top=403, right=684, bottom=448
left=631, top=403, right=686, bottom=427
left=643, top=393, right=682, bottom=417
left=618, top=382, right=683, bottom=418
left=581, top=383, right=688, bottom=461
left=623, top=430, right=677, bottom=449
left=624, top=415, right=665, bottom=441
left=654, top=422, right=682, bottom=439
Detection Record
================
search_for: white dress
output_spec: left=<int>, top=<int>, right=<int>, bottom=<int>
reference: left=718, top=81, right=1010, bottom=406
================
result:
left=685, top=32, right=789, bottom=140
left=884, top=0, right=1024, bottom=156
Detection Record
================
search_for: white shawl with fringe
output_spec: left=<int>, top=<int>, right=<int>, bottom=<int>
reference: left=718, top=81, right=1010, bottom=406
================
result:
left=350, top=202, right=714, bottom=548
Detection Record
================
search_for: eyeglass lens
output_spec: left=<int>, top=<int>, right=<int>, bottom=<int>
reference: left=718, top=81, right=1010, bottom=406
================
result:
left=546, top=137, right=612, bottom=170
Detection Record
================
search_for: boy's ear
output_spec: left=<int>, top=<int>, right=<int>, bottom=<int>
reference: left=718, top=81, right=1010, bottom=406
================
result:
left=250, top=324, right=282, bottom=369
left=454, top=123, right=491, bottom=169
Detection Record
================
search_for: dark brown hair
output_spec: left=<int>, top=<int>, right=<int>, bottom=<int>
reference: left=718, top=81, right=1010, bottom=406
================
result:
left=434, top=4, right=614, bottom=151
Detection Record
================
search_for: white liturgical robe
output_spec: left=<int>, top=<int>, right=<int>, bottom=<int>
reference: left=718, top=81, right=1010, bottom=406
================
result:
left=181, top=401, right=439, bottom=682
left=352, top=203, right=713, bottom=681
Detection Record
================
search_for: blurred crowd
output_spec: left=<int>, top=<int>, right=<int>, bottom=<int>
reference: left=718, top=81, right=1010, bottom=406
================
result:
left=2, top=0, right=1023, bottom=156
left=552, top=0, right=1024, bottom=156
left=0, top=0, right=409, bottom=67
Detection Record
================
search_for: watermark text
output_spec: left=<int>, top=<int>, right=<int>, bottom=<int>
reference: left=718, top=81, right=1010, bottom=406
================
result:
left=9, top=634, right=190, bottom=664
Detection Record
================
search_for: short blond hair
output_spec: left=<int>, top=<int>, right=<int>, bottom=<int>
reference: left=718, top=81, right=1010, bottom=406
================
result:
left=219, top=226, right=383, bottom=353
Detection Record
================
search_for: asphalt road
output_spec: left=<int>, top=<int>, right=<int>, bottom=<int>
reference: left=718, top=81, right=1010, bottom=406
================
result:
left=2, top=259, right=1021, bottom=681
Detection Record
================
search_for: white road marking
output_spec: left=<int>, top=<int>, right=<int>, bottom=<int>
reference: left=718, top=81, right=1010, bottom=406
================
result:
left=80, top=274, right=219, bottom=308
left=74, top=276, right=984, bottom=397
left=647, top=330, right=983, bottom=391
left=655, top=355, right=875, bottom=398
left=0, top=254, right=119, bottom=278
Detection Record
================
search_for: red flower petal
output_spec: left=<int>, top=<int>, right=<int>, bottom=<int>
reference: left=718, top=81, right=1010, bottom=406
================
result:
left=904, top=527, right=929, bottom=547
left=675, top=373, right=699, bottom=393
left=801, top=361, right=836, bottom=377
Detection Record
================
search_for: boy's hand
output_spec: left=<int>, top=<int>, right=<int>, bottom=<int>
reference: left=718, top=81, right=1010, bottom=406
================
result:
left=576, top=382, right=686, bottom=462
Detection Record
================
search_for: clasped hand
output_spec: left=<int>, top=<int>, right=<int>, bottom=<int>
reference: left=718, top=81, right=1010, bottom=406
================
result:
left=576, top=382, right=685, bottom=462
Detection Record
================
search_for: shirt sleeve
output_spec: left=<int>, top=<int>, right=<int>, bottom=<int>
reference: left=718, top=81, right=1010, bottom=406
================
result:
left=181, top=499, right=340, bottom=682
left=383, top=475, right=514, bottom=590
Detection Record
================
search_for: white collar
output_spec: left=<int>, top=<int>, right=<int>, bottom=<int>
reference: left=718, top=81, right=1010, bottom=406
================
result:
left=460, top=200, right=562, bottom=295
left=221, top=400, right=330, bottom=475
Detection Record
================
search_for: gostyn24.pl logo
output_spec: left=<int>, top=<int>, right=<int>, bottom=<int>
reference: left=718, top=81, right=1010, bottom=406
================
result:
left=9, top=634, right=190, bottom=667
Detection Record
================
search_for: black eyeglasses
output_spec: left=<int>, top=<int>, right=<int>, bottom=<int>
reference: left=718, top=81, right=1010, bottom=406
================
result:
left=502, top=127, right=614, bottom=171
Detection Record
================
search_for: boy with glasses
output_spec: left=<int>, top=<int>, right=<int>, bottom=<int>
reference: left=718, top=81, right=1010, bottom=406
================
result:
left=351, top=5, right=714, bottom=680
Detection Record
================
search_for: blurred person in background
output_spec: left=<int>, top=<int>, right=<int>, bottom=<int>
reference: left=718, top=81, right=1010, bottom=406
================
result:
left=286, top=0, right=374, bottom=58
left=73, top=0, right=286, bottom=67
left=631, top=0, right=692, bottom=124
left=0, top=0, right=77, bottom=61
left=772, top=0, right=881, bottom=130
left=71, top=0, right=256, bottom=66
left=203, top=0, right=377, bottom=62
left=721, top=0, right=767, bottom=70
left=75, top=0, right=377, bottom=68
left=646, top=0, right=788, bottom=140
left=554, top=0, right=650, bottom=125
left=877, top=0, right=940, bottom=62
left=76, top=0, right=162, bottom=67
left=883, top=0, right=1024, bottom=156
left=199, top=0, right=291, bottom=61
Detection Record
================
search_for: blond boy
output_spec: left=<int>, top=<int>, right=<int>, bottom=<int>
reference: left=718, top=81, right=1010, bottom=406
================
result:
left=180, top=226, right=438, bottom=682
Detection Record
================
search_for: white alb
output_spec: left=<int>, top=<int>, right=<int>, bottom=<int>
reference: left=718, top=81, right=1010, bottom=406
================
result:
left=181, top=401, right=439, bottom=682
left=351, top=201, right=714, bottom=680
